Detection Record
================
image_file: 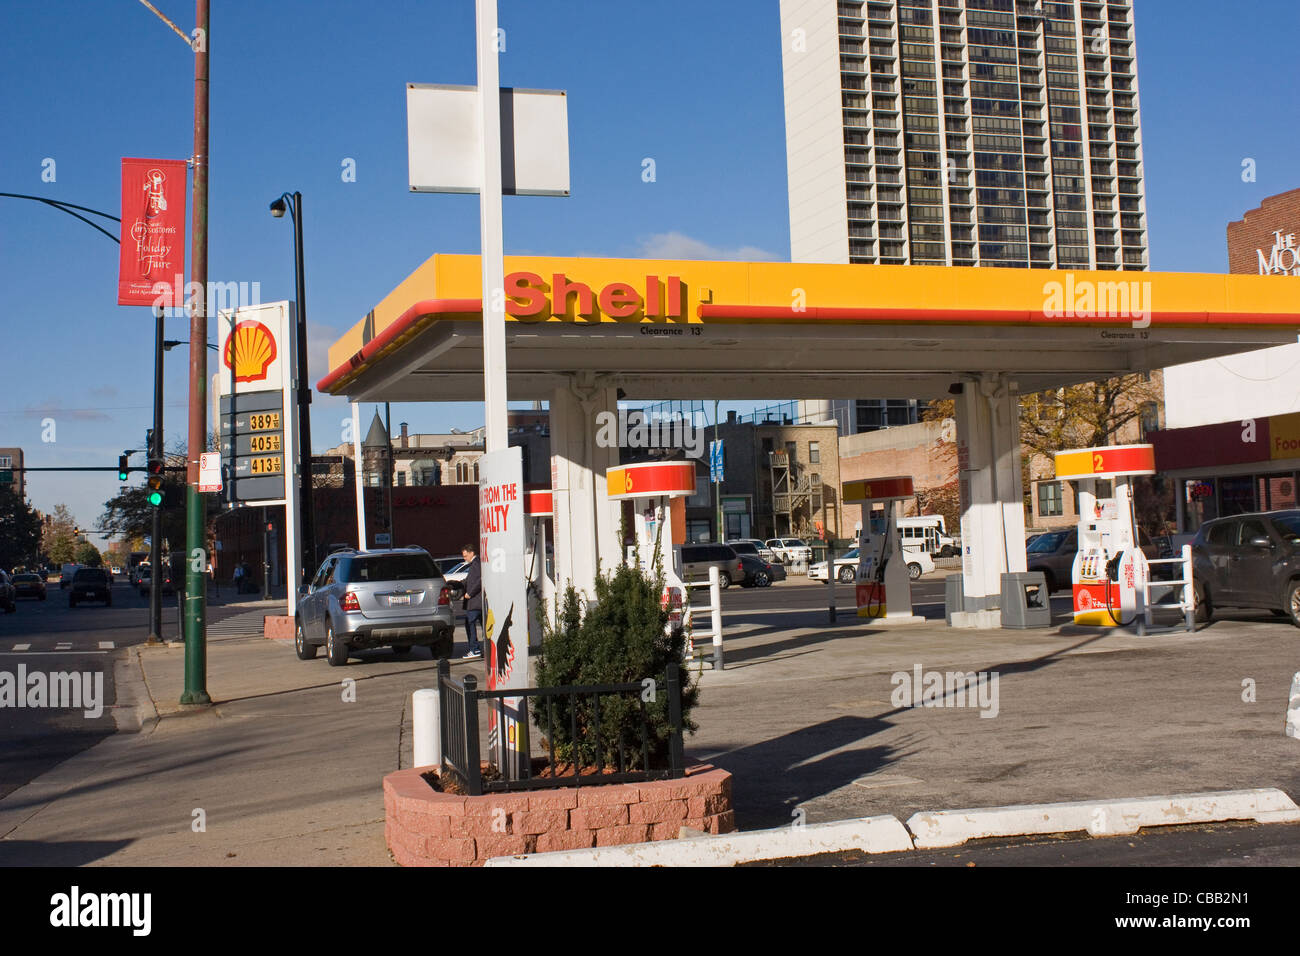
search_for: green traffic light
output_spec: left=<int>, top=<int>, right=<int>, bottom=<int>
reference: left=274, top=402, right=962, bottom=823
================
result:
left=118, top=471, right=129, bottom=481
left=148, top=491, right=163, bottom=507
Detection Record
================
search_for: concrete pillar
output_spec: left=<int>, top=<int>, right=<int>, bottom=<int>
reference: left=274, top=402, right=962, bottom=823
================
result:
left=549, top=377, right=621, bottom=601
left=952, top=374, right=1026, bottom=628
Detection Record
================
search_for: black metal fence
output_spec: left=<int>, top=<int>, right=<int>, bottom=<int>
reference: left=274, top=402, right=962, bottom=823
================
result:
left=436, top=660, right=685, bottom=795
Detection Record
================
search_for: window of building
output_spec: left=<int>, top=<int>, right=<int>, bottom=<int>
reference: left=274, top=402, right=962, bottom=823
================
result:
left=396, top=472, right=406, bottom=487
left=0, top=456, right=10, bottom=468
left=809, top=442, right=820, bottom=464
left=1038, top=481, right=1064, bottom=517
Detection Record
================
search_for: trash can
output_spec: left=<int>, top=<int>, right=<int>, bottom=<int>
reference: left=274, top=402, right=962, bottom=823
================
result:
left=944, top=572, right=964, bottom=626
left=1000, top=571, right=1052, bottom=628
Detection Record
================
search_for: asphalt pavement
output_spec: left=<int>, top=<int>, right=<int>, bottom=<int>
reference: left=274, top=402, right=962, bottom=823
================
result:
left=1, top=571, right=1298, bottom=866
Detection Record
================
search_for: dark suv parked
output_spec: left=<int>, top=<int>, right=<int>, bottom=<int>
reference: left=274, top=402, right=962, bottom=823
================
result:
left=1191, top=510, right=1300, bottom=626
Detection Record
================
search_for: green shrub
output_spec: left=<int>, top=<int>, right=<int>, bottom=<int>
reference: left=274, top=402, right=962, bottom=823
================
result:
left=534, top=561, right=698, bottom=771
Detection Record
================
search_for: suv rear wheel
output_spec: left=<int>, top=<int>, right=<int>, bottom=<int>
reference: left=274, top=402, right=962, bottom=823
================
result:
left=717, top=571, right=731, bottom=590
left=295, top=623, right=317, bottom=660
left=1285, top=579, right=1300, bottom=628
left=325, top=623, right=349, bottom=667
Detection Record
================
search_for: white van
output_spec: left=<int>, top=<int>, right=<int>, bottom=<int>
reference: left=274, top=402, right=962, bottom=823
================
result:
left=896, top=516, right=958, bottom=557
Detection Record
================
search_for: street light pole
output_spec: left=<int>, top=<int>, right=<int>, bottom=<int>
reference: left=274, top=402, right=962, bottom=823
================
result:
left=270, top=191, right=316, bottom=583
left=181, top=0, right=211, bottom=706
left=149, top=305, right=165, bottom=644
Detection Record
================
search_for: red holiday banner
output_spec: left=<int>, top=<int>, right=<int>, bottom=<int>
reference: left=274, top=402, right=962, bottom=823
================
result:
left=118, top=158, right=188, bottom=306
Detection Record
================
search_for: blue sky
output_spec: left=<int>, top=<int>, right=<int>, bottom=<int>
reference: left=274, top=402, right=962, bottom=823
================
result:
left=1, top=0, right=1298, bottom=544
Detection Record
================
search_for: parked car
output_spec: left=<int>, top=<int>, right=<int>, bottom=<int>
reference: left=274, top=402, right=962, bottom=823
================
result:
left=1191, top=510, right=1300, bottom=626
left=738, top=553, right=787, bottom=588
left=69, top=567, right=111, bottom=607
left=295, top=547, right=455, bottom=666
left=11, top=572, right=46, bottom=601
left=678, top=544, right=744, bottom=590
left=1026, top=527, right=1162, bottom=595
left=808, top=546, right=934, bottom=582
left=765, top=537, right=813, bottom=565
left=433, top=555, right=464, bottom=576
left=728, top=538, right=778, bottom=563
left=59, top=563, right=81, bottom=589
left=0, top=571, right=15, bottom=612
left=727, top=540, right=778, bottom=565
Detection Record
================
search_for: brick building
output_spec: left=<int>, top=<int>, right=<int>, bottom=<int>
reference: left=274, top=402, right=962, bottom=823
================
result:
left=837, top=420, right=957, bottom=534
left=1227, top=187, right=1300, bottom=276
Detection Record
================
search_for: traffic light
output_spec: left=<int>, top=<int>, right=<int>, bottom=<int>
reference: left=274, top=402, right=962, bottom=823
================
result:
left=146, top=459, right=165, bottom=507
left=146, top=428, right=156, bottom=455
left=118, top=455, right=129, bottom=481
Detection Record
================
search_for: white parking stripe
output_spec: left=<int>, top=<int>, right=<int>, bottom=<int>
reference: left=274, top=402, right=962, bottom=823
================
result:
left=55, top=642, right=72, bottom=650
left=98, top=641, right=114, bottom=649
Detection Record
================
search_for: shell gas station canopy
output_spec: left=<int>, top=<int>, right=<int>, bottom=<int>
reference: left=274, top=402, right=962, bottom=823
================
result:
left=318, top=254, right=1299, bottom=403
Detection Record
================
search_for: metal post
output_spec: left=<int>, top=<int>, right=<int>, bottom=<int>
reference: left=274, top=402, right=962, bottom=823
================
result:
left=713, top=399, right=721, bottom=543
left=181, top=0, right=212, bottom=705
left=463, top=673, right=482, bottom=796
left=709, top=565, right=723, bottom=669
left=384, top=401, right=394, bottom=540
left=149, top=306, right=164, bottom=644
left=666, top=663, right=684, bottom=778
left=261, top=507, right=270, bottom=601
left=350, top=402, right=366, bottom=548
left=827, top=538, right=837, bottom=623
left=291, top=192, right=315, bottom=585
left=476, top=0, right=508, bottom=453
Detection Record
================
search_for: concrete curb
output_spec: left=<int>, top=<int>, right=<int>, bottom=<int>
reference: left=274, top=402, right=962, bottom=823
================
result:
left=484, top=788, right=1300, bottom=865
left=109, top=648, right=159, bottom=734
left=483, top=814, right=913, bottom=867
left=906, top=788, right=1300, bottom=849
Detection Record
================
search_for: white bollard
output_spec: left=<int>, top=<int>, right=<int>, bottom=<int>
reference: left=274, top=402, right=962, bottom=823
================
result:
left=413, top=687, right=441, bottom=768
left=1287, top=673, right=1300, bottom=740
left=708, top=566, right=723, bottom=668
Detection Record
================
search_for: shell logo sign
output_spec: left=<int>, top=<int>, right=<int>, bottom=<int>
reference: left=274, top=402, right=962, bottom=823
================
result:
left=223, top=321, right=278, bottom=384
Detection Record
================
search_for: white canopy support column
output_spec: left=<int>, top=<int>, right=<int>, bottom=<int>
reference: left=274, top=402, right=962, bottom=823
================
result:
left=952, top=373, right=1026, bottom=628
left=549, top=376, right=620, bottom=600
left=351, top=401, right=367, bottom=551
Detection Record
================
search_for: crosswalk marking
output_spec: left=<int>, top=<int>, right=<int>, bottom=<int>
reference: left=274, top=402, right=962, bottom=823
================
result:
left=98, top=641, right=114, bottom=649
left=55, top=642, right=71, bottom=650
left=13, top=643, right=29, bottom=651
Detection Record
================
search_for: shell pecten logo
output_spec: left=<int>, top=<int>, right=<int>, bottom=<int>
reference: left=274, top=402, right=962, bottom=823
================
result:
left=223, top=320, right=278, bottom=384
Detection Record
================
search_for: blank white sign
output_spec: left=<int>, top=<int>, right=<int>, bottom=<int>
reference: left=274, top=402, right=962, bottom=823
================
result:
left=406, top=84, right=570, bottom=197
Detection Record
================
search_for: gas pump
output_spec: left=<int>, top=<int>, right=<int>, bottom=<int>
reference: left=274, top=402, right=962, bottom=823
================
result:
left=523, top=488, right=555, bottom=650
left=841, top=476, right=924, bottom=623
left=1053, top=444, right=1156, bottom=628
left=606, top=461, right=697, bottom=633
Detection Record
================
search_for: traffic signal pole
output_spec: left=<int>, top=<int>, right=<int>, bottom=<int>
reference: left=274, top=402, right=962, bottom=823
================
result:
left=181, top=0, right=211, bottom=705
left=148, top=305, right=164, bottom=644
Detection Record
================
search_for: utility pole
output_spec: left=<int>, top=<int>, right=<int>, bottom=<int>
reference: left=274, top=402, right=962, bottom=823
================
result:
left=148, top=305, right=164, bottom=643
left=181, top=0, right=211, bottom=705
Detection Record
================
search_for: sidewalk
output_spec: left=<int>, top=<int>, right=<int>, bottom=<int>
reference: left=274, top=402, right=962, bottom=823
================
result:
left=0, top=602, right=1297, bottom=865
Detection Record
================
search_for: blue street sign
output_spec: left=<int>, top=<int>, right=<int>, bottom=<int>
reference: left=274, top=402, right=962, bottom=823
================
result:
left=709, top=440, right=724, bottom=482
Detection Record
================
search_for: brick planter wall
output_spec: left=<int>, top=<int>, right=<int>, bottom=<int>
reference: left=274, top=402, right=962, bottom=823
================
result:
left=384, top=763, right=734, bottom=866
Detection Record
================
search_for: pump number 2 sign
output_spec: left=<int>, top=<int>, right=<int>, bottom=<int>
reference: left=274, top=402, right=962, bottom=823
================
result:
left=1054, top=444, right=1156, bottom=480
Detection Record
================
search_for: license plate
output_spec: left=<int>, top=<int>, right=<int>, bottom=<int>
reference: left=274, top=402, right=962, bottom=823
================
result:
left=388, top=595, right=411, bottom=606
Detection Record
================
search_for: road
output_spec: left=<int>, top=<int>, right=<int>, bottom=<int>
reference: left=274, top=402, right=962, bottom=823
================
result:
left=0, top=577, right=269, bottom=799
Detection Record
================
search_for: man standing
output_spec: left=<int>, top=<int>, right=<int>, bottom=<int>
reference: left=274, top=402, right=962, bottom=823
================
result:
left=460, top=544, right=483, bottom=661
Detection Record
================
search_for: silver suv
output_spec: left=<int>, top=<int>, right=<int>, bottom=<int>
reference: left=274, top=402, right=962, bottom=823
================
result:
left=295, top=548, right=455, bottom=666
